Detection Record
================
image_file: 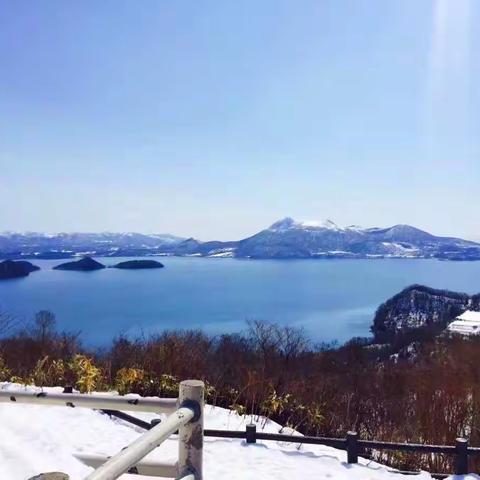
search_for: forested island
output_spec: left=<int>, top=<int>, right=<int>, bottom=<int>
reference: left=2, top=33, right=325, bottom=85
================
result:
left=53, top=257, right=106, bottom=271
left=111, top=260, right=164, bottom=269
left=0, top=256, right=166, bottom=276
left=0, top=260, right=40, bottom=280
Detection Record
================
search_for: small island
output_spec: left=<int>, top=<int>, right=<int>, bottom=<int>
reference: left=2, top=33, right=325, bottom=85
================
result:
left=0, top=260, right=40, bottom=280
left=111, top=259, right=164, bottom=269
left=53, top=256, right=106, bottom=271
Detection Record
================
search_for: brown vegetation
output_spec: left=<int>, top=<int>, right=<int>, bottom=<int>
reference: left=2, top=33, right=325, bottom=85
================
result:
left=1, top=311, right=479, bottom=474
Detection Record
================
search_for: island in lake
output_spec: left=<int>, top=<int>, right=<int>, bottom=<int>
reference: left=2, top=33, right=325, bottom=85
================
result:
left=0, top=260, right=40, bottom=280
left=52, top=257, right=164, bottom=271
left=53, top=256, right=105, bottom=271
left=112, top=260, right=164, bottom=269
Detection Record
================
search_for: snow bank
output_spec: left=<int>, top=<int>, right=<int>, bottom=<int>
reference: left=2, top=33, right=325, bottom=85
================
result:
left=0, top=383, right=477, bottom=480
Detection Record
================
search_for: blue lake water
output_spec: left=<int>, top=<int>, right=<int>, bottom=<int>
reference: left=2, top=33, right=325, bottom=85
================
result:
left=1, top=257, right=480, bottom=345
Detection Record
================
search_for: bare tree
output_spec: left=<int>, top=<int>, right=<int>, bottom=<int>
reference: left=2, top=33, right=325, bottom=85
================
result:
left=0, top=310, right=19, bottom=337
left=34, top=310, right=57, bottom=354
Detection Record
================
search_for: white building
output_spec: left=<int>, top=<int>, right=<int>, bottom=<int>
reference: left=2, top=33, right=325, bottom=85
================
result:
left=448, top=311, right=480, bottom=335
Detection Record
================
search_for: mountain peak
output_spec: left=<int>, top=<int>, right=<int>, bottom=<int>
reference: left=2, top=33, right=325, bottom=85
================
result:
left=268, top=217, right=297, bottom=231
left=268, top=217, right=342, bottom=232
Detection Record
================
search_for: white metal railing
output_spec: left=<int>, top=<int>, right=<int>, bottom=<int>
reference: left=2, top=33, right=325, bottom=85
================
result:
left=0, top=390, right=177, bottom=414
left=84, top=405, right=196, bottom=480
left=73, top=453, right=178, bottom=477
left=1, top=380, right=204, bottom=480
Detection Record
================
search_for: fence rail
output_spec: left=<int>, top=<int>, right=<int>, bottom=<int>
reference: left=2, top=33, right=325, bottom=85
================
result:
left=2, top=381, right=204, bottom=480
left=104, top=409, right=479, bottom=479
left=0, top=390, right=177, bottom=414
left=3, top=383, right=479, bottom=479
left=74, top=453, right=177, bottom=477
left=84, top=405, right=196, bottom=480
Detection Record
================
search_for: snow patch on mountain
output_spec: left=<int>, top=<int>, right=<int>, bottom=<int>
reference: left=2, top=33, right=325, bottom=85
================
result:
left=269, top=217, right=345, bottom=232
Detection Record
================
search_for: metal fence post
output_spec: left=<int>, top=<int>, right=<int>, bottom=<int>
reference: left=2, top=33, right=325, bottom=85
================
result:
left=455, top=437, right=468, bottom=475
left=178, top=380, right=204, bottom=480
left=346, top=431, right=358, bottom=464
left=246, top=424, right=257, bottom=444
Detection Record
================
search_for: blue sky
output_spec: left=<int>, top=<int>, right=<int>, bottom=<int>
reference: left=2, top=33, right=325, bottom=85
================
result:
left=0, top=0, right=478, bottom=240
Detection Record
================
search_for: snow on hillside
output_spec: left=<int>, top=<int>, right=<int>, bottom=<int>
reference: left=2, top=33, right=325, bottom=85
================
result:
left=0, top=383, right=476, bottom=480
left=268, top=217, right=347, bottom=232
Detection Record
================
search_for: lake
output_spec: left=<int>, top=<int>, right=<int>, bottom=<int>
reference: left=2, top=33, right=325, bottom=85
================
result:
left=1, top=257, right=480, bottom=345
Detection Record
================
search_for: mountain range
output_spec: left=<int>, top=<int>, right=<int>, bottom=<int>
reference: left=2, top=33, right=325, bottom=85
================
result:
left=1, top=218, right=480, bottom=260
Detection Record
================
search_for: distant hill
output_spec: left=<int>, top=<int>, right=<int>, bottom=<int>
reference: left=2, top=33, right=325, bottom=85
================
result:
left=0, top=232, right=184, bottom=259
left=2, top=219, right=480, bottom=260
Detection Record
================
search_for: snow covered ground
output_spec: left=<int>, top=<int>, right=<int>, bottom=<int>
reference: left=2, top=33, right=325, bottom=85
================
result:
left=0, top=383, right=477, bottom=480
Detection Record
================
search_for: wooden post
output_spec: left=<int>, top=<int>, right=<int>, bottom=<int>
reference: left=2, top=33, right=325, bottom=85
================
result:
left=346, top=431, right=358, bottom=464
left=178, top=380, right=204, bottom=480
left=455, top=437, right=468, bottom=475
left=246, top=424, right=257, bottom=444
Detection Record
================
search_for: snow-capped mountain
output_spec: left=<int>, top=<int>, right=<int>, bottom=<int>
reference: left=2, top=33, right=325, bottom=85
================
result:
left=173, top=218, right=480, bottom=260
left=1, top=218, right=479, bottom=260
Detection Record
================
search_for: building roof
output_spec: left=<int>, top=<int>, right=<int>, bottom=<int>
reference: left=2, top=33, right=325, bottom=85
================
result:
left=457, top=310, right=480, bottom=322
left=448, top=320, right=480, bottom=335
left=448, top=310, right=480, bottom=335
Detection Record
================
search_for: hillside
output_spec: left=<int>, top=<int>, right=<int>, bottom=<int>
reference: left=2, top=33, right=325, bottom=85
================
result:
left=0, top=383, right=453, bottom=480
left=371, top=285, right=480, bottom=342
